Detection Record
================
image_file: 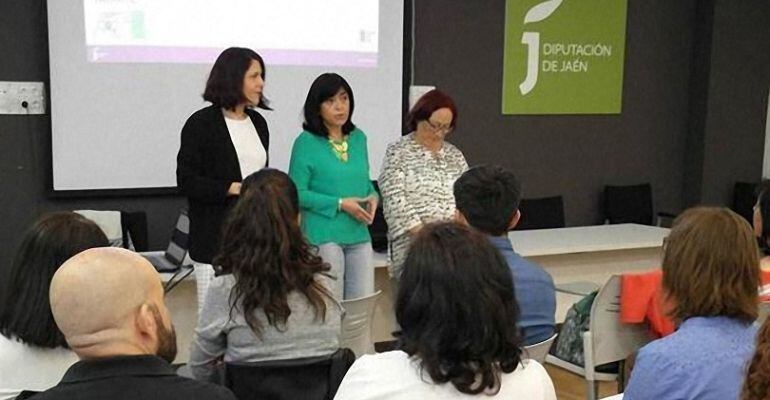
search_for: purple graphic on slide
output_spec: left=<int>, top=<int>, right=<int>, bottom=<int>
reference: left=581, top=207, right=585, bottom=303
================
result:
left=88, top=46, right=378, bottom=68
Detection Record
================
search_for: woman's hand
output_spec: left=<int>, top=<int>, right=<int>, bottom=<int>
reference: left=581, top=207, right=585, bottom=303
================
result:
left=364, top=195, right=379, bottom=219
left=340, top=197, right=374, bottom=225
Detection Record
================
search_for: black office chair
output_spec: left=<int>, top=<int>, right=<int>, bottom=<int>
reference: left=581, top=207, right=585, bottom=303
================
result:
left=368, top=181, right=389, bottom=252
left=603, top=184, right=652, bottom=225
left=515, top=196, right=565, bottom=230
left=732, top=181, right=758, bottom=225
left=602, top=183, right=676, bottom=227
left=224, top=348, right=355, bottom=400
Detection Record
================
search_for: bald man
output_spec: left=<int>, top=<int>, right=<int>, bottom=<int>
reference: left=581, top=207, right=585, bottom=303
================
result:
left=32, top=248, right=235, bottom=400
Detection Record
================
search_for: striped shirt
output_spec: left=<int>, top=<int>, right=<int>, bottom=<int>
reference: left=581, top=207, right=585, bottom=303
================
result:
left=378, top=133, right=468, bottom=277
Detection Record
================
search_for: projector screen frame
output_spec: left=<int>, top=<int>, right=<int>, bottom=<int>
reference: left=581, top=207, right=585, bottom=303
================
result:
left=46, top=0, right=413, bottom=198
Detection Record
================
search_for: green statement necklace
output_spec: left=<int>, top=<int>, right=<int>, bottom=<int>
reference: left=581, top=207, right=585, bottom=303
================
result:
left=329, top=137, right=349, bottom=162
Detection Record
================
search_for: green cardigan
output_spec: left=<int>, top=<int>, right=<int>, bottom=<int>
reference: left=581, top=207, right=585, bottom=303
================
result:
left=288, top=129, right=377, bottom=245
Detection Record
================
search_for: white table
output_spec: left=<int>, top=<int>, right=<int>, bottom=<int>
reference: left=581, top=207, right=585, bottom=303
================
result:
left=508, top=224, right=668, bottom=322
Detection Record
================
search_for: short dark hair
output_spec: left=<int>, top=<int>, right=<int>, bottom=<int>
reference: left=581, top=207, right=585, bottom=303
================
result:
left=0, top=212, right=109, bottom=348
left=302, top=73, right=356, bottom=137
left=454, top=165, right=522, bottom=236
left=663, top=207, right=760, bottom=323
left=203, top=47, right=271, bottom=110
left=405, top=89, right=458, bottom=132
left=395, top=222, right=522, bottom=395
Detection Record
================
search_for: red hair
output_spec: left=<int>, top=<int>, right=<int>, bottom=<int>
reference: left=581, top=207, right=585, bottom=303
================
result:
left=405, top=89, right=458, bottom=132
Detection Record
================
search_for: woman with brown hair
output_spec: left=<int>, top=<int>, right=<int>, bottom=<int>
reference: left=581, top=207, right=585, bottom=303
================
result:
left=188, top=169, right=341, bottom=382
left=624, top=207, right=761, bottom=400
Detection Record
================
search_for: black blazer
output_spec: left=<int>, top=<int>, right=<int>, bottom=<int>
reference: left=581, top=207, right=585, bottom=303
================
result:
left=176, top=105, right=269, bottom=263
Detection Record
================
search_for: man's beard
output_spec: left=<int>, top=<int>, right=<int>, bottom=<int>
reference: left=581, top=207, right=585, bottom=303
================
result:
left=151, top=305, right=178, bottom=363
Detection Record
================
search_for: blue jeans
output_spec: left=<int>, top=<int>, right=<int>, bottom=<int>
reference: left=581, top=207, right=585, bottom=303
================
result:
left=318, top=242, right=374, bottom=300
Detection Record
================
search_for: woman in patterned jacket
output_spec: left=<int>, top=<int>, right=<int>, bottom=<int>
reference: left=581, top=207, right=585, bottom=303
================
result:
left=378, top=89, right=468, bottom=280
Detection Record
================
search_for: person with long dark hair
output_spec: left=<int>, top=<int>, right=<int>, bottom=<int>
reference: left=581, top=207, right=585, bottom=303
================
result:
left=188, top=169, right=341, bottom=382
left=288, top=73, right=377, bottom=300
left=334, top=222, right=556, bottom=399
left=177, top=47, right=271, bottom=311
left=0, top=212, right=108, bottom=399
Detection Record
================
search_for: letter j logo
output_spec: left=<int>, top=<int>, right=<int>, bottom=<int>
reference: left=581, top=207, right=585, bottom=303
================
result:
left=519, top=0, right=563, bottom=95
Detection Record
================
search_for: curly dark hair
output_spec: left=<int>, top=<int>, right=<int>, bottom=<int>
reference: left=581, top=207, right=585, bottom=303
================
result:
left=742, top=316, right=770, bottom=400
left=0, top=212, right=108, bottom=348
left=395, top=222, right=523, bottom=395
left=214, top=169, right=331, bottom=335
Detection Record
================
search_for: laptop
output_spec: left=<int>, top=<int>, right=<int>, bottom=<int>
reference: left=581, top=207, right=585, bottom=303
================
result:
left=141, top=211, right=190, bottom=273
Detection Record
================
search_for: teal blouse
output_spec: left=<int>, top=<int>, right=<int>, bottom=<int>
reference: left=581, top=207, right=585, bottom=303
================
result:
left=288, top=129, right=377, bottom=245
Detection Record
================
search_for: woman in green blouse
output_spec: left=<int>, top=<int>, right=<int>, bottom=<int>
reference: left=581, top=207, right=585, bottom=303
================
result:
left=289, top=73, right=377, bottom=300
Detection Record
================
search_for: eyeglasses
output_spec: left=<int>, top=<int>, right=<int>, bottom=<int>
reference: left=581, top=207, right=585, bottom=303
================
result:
left=425, top=119, right=452, bottom=133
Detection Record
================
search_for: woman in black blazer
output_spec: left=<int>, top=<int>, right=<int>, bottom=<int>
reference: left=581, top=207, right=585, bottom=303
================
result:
left=177, top=47, right=270, bottom=310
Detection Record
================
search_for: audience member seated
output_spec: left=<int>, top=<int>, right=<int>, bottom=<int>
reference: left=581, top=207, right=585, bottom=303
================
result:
left=624, top=207, right=760, bottom=400
left=454, top=165, right=556, bottom=346
left=334, top=222, right=556, bottom=399
left=741, top=315, right=770, bottom=400
left=0, top=212, right=108, bottom=400
left=189, top=169, right=341, bottom=382
left=32, top=247, right=235, bottom=400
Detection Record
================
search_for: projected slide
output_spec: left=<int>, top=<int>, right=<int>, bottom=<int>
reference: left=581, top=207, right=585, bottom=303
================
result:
left=83, top=0, right=379, bottom=67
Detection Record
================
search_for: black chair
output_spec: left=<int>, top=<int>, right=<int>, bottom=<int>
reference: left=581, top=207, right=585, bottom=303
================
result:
left=602, top=183, right=678, bottom=226
left=603, top=184, right=653, bottom=225
left=732, top=181, right=758, bottom=225
left=515, top=196, right=565, bottom=230
left=224, top=348, right=355, bottom=400
left=368, top=181, right=389, bottom=252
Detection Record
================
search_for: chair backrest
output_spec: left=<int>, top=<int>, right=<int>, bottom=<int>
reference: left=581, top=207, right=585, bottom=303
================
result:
left=523, top=333, right=558, bottom=363
left=225, top=348, right=355, bottom=400
left=732, top=181, right=758, bottom=225
left=515, top=196, right=565, bottom=230
left=603, top=184, right=653, bottom=225
left=588, top=275, right=653, bottom=366
left=341, top=290, right=382, bottom=357
left=163, top=210, right=190, bottom=265
left=368, top=181, right=389, bottom=252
